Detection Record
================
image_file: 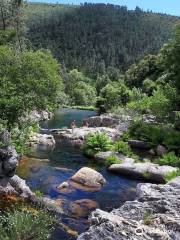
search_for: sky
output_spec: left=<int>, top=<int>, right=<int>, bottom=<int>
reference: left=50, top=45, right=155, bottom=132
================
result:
left=29, top=0, right=180, bottom=16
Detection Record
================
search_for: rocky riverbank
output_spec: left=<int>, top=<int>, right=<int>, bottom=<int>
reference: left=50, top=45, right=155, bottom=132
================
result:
left=78, top=177, right=180, bottom=240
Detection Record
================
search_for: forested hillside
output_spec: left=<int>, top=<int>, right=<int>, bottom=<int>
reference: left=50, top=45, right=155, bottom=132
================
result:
left=26, top=3, right=179, bottom=77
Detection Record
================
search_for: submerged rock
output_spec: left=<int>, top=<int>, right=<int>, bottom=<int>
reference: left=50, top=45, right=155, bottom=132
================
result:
left=109, top=162, right=178, bottom=183
left=70, top=199, right=99, bottom=218
left=78, top=177, right=180, bottom=240
left=54, top=198, right=98, bottom=219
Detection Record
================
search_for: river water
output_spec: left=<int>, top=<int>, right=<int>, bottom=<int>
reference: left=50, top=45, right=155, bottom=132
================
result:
left=17, top=108, right=141, bottom=239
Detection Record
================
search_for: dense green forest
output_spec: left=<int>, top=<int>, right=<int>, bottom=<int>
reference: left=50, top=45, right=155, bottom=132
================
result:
left=27, top=3, right=179, bottom=77
left=25, top=3, right=179, bottom=106
left=26, top=3, right=180, bottom=77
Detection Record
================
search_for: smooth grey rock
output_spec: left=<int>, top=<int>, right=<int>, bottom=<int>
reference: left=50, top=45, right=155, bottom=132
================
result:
left=0, top=146, right=35, bottom=198
left=149, top=149, right=156, bottom=156
left=168, top=176, right=180, bottom=188
left=78, top=181, right=180, bottom=240
left=94, top=151, right=135, bottom=164
left=156, top=144, right=167, bottom=156
left=108, top=162, right=178, bottom=183
left=57, top=167, right=106, bottom=193
left=128, top=140, right=150, bottom=149
left=9, top=175, right=33, bottom=198
left=57, top=181, right=69, bottom=189
left=0, top=146, right=19, bottom=178
left=27, top=110, right=52, bottom=122
left=70, top=167, right=106, bottom=189
left=85, top=115, right=130, bottom=132
left=0, top=130, right=11, bottom=146
left=28, top=133, right=55, bottom=148
left=94, top=151, right=115, bottom=162
left=50, top=127, right=121, bottom=143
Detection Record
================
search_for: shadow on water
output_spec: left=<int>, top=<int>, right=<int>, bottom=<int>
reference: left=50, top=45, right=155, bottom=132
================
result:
left=17, top=108, right=141, bottom=239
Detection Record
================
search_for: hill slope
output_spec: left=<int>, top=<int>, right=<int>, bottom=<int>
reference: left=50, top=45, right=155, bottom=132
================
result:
left=26, top=3, right=180, bottom=76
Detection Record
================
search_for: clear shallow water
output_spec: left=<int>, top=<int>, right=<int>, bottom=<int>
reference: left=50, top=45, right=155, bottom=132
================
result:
left=17, top=108, right=141, bottom=239
left=41, top=108, right=96, bottom=129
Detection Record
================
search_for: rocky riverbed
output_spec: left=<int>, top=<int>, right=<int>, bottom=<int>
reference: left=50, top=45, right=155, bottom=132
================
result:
left=78, top=177, right=180, bottom=240
left=1, top=109, right=179, bottom=240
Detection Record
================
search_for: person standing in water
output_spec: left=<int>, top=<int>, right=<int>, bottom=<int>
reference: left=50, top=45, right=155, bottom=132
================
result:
left=70, top=120, right=76, bottom=133
left=82, top=120, right=89, bottom=128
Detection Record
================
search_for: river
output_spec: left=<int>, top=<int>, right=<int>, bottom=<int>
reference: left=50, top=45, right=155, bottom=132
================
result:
left=17, top=108, right=141, bottom=239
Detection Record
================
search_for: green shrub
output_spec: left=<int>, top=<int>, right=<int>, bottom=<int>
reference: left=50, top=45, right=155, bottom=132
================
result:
left=163, top=132, right=180, bottom=152
left=129, top=120, right=180, bottom=151
left=164, top=170, right=180, bottom=183
left=121, top=132, right=131, bottom=142
left=143, top=211, right=154, bottom=225
left=83, top=148, right=97, bottom=158
left=35, top=190, right=44, bottom=199
left=143, top=171, right=151, bottom=180
left=113, top=140, right=133, bottom=156
left=100, top=82, right=130, bottom=110
left=83, top=133, right=112, bottom=156
left=0, top=208, right=56, bottom=240
left=105, top=155, right=121, bottom=166
left=129, top=121, right=163, bottom=145
left=157, top=152, right=180, bottom=168
left=11, top=122, right=39, bottom=154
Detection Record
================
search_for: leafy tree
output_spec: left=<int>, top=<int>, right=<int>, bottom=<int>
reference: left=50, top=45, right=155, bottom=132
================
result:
left=72, top=81, right=96, bottom=106
left=124, top=55, right=159, bottom=87
left=0, top=46, right=63, bottom=129
left=100, top=82, right=130, bottom=110
left=96, top=74, right=111, bottom=95
left=0, top=0, right=25, bottom=50
left=142, top=78, right=157, bottom=95
left=159, top=25, right=180, bottom=95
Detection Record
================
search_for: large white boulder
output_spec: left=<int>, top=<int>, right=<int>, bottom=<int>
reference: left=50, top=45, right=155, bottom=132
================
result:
left=57, top=167, right=106, bottom=192
left=109, top=162, right=178, bottom=183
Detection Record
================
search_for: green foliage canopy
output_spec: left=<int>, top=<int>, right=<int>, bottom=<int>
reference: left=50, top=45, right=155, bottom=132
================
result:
left=0, top=46, right=63, bottom=129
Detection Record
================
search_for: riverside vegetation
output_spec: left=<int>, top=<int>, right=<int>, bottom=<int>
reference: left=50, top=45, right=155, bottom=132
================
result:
left=0, top=1, right=180, bottom=239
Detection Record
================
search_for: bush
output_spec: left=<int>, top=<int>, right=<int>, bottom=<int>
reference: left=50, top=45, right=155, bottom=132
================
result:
left=72, top=82, right=97, bottom=106
left=83, top=133, right=112, bottom=156
left=100, top=82, right=130, bottom=110
left=83, top=148, right=97, bottom=158
left=163, top=132, right=180, bottom=153
left=113, top=140, right=133, bottom=156
left=105, top=155, right=121, bottom=166
left=129, top=120, right=180, bottom=151
left=157, top=152, right=180, bottom=168
left=143, top=211, right=154, bottom=225
left=11, top=122, right=39, bottom=154
left=0, top=46, right=63, bottom=129
left=164, top=170, right=180, bottom=183
left=0, top=208, right=56, bottom=240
